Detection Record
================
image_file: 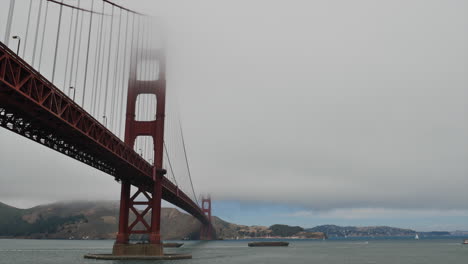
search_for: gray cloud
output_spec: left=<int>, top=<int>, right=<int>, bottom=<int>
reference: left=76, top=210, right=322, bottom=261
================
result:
left=1, top=0, right=467, bottom=211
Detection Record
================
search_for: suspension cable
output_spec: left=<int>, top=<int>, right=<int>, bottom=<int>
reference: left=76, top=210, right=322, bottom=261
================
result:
left=118, top=11, right=133, bottom=138
left=23, top=0, right=33, bottom=57
left=68, top=0, right=80, bottom=95
left=4, top=0, right=15, bottom=46
left=91, top=0, right=105, bottom=116
left=102, top=0, right=143, bottom=15
left=38, top=0, right=49, bottom=72
left=178, top=119, right=198, bottom=205
left=110, top=8, right=122, bottom=131
left=31, top=0, right=43, bottom=67
left=73, top=4, right=85, bottom=106
left=51, top=0, right=64, bottom=84
left=46, top=0, right=104, bottom=15
left=63, top=7, right=75, bottom=93
left=164, top=142, right=178, bottom=186
left=81, top=0, right=95, bottom=107
left=102, top=5, right=115, bottom=124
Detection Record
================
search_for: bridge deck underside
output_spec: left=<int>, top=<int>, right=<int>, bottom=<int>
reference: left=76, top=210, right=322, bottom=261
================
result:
left=0, top=42, right=208, bottom=225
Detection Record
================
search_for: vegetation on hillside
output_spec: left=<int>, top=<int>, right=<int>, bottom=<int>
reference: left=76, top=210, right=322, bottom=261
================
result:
left=269, top=224, right=304, bottom=237
left=0, top=202, right=86, bottom=236
left=307, top=225, right=416, bottom=237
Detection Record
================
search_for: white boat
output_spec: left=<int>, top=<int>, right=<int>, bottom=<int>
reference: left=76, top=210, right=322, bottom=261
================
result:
left=414, top=234, right=419, bottom=240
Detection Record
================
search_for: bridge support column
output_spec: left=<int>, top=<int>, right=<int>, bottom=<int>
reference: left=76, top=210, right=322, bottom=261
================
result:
left=149, top=168, right=163, bottom=244
left=113, top=47, right=166, bottom=256
left=115, top=181, right=130, bottom=244
left=200, top=197, right=214, bottom=240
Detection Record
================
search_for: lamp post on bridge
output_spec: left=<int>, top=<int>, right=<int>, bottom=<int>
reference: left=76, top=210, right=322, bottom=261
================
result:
left=12, top=35, right=20, bottom=55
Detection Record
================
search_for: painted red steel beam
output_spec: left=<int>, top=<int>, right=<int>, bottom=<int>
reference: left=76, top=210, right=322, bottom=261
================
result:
left=0, top=42, right=208, bottom=225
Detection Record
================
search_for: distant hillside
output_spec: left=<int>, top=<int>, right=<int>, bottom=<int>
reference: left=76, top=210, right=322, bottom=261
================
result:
left=2, top=202, right=458, bottom=240
left=307, top=225, right=416, bottom=237
left=418, top=231, right=451, bottom=237
left=0, top=201, right=326, bottom=240
left=269, top=224, right=304, bottom=237
left=0, top=201, right=87, bottom=237
left=0, top=201, right=205, bottom=240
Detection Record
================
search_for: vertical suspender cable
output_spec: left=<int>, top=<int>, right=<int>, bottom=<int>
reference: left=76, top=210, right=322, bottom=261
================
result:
left=179, top=120, right=198, bottom=205
left=91, top=1, right=105, bottom=115
left=73, top=3, right=85, bottom=106
left=51, top=0, right=64, bottom=84
left=118, top=12, right=132, bottom=138
left=32, top=0, right=43, bottom=67
left=38, top=1, right=49, bottom=72
left=4, top=0, right=15, bottom=46
left=134, top=15, right=141, bottom=153
left=118, top=11, right=126, bottom=138
left=68, top=0, right=80, bottom=93
left=63, top=7, right=75, bottom=94
left=110, top=8, right=122, bottom=131
left=102, top=5, right=115, bottom=125
left=164, top=142, right=178, bottom=186
left=142, top=16, right=148, bottom=157
left=96, top=5, right=109, bottom=119
left=96, top=18, right=107, bottom=120
left=143, top=17, right=149, bottom=159
left=82, top=0, right=95, bottom=108
left=23, top=0, right=33, bottom=58
left=147, top=18, right=153, bottom=161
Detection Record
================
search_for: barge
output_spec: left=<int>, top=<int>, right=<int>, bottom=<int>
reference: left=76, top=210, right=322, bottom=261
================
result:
left=248, top=242, right=289, bottom=247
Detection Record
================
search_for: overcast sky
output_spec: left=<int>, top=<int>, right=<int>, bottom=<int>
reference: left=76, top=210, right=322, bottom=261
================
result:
left=1, top=0, right=467, bottom=230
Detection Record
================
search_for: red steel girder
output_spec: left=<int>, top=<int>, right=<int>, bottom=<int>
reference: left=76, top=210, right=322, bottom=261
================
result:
left=0, top=42, right=209, bottom=226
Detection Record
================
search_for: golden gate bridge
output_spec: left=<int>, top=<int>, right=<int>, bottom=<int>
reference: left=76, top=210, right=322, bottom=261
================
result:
left=0, top=0, right=214, bottom=257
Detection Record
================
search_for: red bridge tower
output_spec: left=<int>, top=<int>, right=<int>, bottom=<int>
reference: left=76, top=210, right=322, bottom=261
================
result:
left=113, top=48, right=166, bottom=256
left=200, top=196, right=214, bottom=240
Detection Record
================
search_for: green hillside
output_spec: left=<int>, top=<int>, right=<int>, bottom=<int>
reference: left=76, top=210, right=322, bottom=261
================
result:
left=0, top=202, right=86, bottom=237
left=0, top=201, right=326, bottom=240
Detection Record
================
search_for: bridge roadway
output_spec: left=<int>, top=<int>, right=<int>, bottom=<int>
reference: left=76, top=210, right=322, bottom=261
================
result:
left=0, top=41, right=208, bottom=225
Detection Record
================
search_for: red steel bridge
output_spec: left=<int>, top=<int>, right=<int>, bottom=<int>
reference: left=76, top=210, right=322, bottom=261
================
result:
left=0, top=0, right=214, bottom=255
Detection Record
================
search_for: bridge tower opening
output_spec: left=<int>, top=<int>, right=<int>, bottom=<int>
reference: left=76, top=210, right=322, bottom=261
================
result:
left=200, top=196, right=214, bottom=240
left=113, top=47, right=166, bottom=256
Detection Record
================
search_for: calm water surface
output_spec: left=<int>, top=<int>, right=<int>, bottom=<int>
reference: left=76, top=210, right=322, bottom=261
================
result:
left=0, top=238, right=467, bottom=264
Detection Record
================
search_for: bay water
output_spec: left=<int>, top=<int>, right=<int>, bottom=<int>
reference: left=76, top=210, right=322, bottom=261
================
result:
left=0, top=238, right=467, bottom=264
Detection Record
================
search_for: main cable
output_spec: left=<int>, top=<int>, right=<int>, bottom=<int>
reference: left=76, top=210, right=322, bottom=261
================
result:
left=178, top=119, right=198, bottom=205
